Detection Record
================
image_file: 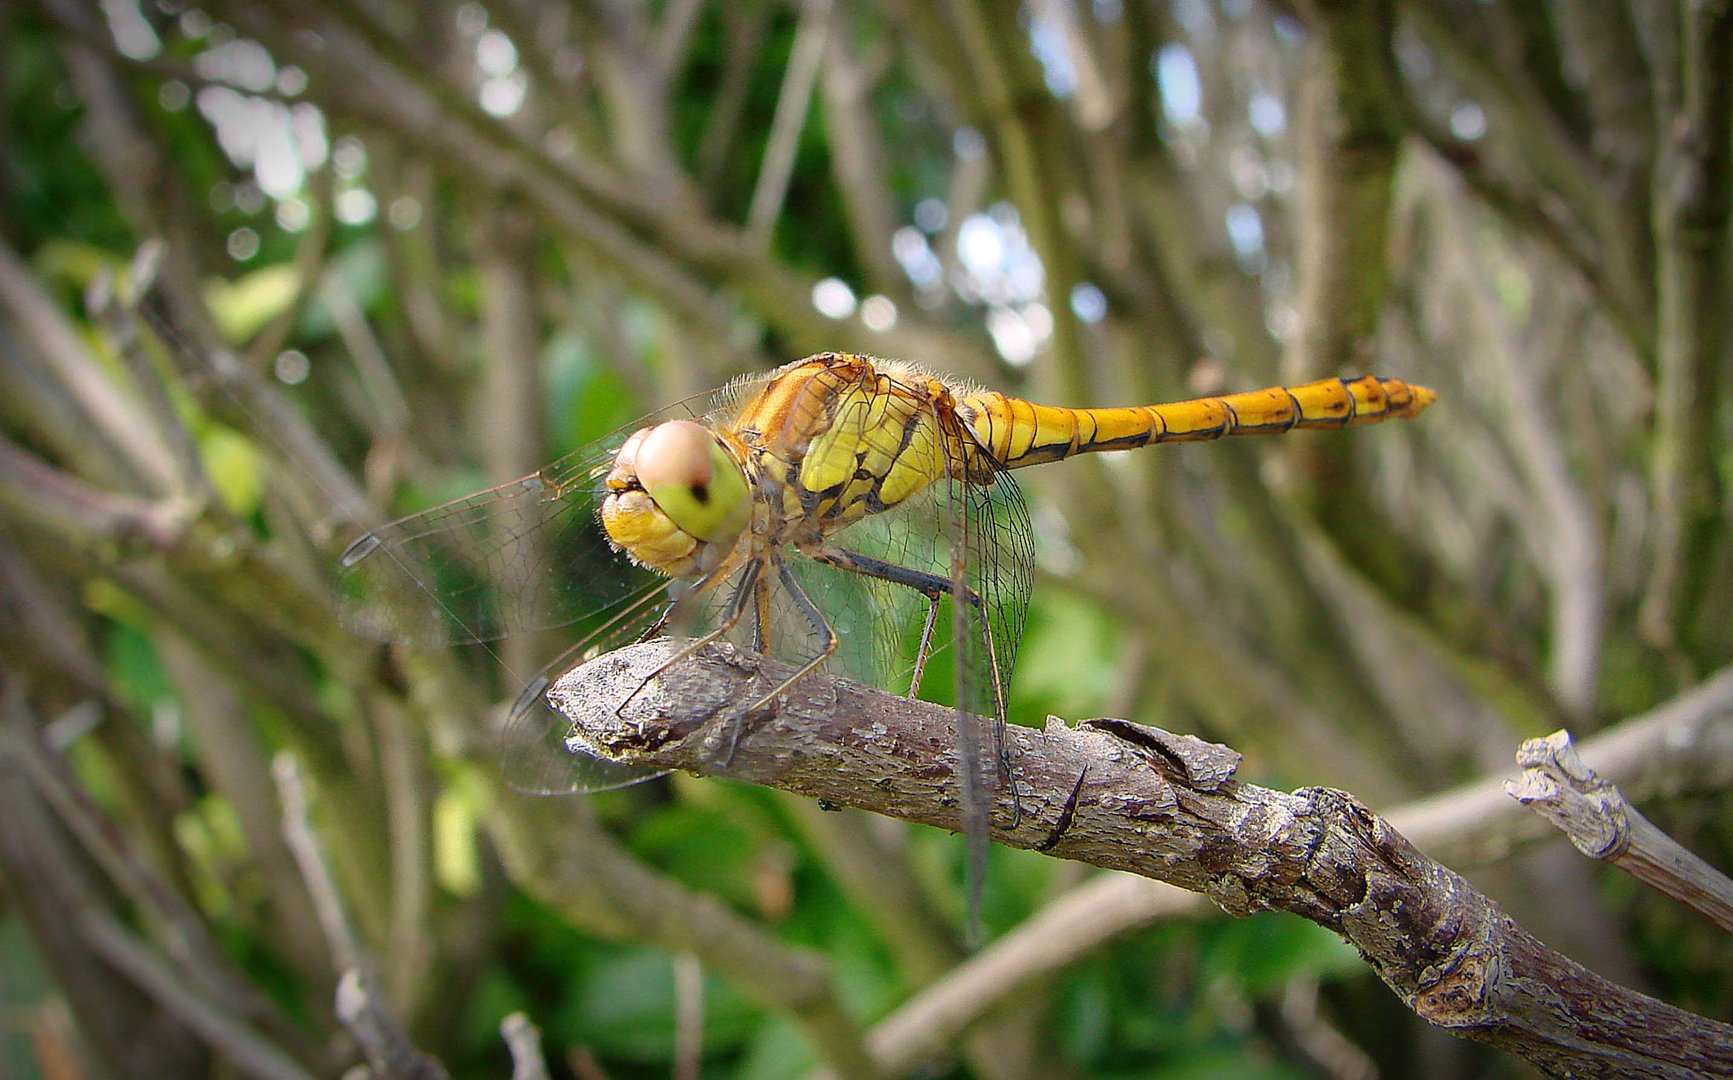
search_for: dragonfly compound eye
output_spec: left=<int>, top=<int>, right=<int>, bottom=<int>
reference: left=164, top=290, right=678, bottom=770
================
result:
left=600, top=420, right=751, bottom=579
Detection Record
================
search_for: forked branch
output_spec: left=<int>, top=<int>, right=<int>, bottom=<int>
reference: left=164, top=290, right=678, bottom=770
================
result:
left=552, top=641, right=1733, bottom=1080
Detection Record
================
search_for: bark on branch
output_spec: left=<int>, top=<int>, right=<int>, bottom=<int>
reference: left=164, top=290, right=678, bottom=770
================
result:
left=553, top=641, right=1733, bottom=1080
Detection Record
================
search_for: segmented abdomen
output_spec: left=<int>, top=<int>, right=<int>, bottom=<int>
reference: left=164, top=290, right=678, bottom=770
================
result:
left=962, top=375, right=1435, bottom=470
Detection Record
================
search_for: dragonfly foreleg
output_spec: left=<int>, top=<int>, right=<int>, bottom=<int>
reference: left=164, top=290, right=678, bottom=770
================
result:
left=911, top=599, right=941, bottom=699
left=718, top=554, right=840, bottom=765
left=751, top=565, right=772, bottom=654
left=617, top=560, right=762, bottom=721
left=631, top=599, right=677, bottom=644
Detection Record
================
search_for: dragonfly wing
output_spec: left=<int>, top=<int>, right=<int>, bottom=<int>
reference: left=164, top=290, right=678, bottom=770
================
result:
left=941, top=421, right=1033, bottom=934
left=780, top=378, right=951, bottom=689
left=336, top=380, right=749, bottom=646
left=949, top=442, right=1035, bottom=718
left=336, top=447, right=623, bottom=645
left=337, top=376, right=769, bottom=791
left=787, top=375, right=1034, bottom=934
left=497, top=620, right=674, bottom=794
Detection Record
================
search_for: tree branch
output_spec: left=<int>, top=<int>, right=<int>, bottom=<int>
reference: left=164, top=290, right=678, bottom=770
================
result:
left=1507, top=729, right=1733, bottom=934
left=746, top=0, right=833, bottom=245
left=1287, top=0, right=1400, bottom=378
left=542, top=660, right=1733, bottom=1063
left=552, top=640, right=1733, bottom=1078
left=82, top=909, right=318, bottom=1080
left=1637, top=0, right=1733, bottom=658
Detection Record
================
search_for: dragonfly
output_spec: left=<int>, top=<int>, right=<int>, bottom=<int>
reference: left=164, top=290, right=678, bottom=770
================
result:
left=338, top=353, right=1435, bottom=871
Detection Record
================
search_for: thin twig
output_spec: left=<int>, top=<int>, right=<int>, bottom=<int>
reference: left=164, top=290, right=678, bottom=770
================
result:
left=374, top=699, right=435, bottom=1017
left=0, top=236, right=174, bottom=492
left=488, top=789, right=883, bottom=1080
left=82, top=909, right=317, bottom=1080
left=89, top=244, right=213, bottom=501
left=1637, top=0, right=1733, bottom=654
left=0, top=703, right=293, bottom=1028
left=321, top=270, right=411, bottom=439
left=276, top=754, right=449, bottom=1078
left=651, top=0, right=705, bottom=78
left=273, top=753, right=362, bottom=970
left=746, top=0, right=834, bottom=244
left=672, top=952, right=704, bottom=1080
left=335, top=969, right=451, bottom=1080
left=865, top=874, right=1202, bottom=1072
left=1404, top=0, right=1655, bottom=346
left=1507, top=730, right=1733, bottom=933
left=500, top=1013, right=551, bottom=1080
left=817, top=26, right=909, bottom=300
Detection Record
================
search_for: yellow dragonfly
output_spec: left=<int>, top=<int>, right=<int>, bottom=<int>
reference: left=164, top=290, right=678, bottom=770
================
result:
left=339, top=353, right=1433, bottom=844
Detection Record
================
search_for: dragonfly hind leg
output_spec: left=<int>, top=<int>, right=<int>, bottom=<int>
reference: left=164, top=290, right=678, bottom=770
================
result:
left=810, top=546, right=1023, bottom=826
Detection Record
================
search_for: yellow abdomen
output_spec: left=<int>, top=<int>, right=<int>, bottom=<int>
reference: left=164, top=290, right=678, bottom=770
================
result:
left=961, top=375, right=1435, bottom=470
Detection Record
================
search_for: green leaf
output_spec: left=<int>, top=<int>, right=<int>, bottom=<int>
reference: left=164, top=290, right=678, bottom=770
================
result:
left=1015, top=591, right=1121, bottom=717
left=432, top=781, right=482, bottom=898
left=628, top=800, right=765, bottom=910
left=205, top=263, right=302, bottom=343
left=731, top=1015, right=816, bottom=1080
left=99, top=620, right=173, bottom=714
left=30, top=238, right=123, bottom=292
left=554, top=945, right=762, bottom=1061
left=1198, top=913, right=1363, bottom=996
left=199, top=425, right=264, bottom=515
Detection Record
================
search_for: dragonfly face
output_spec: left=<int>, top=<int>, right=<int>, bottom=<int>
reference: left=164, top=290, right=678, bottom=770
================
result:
left=600, top=419, right=752, bottom=579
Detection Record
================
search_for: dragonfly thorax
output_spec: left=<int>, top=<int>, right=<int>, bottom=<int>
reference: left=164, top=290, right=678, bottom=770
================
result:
left=600, top=420, right=752, bottom=578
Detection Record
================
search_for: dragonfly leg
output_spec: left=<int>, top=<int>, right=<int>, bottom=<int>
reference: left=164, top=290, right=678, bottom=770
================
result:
left=810, top=546, right=1021, bottom=822
left=806, top=547, right=954, bottom=697
left=508, top=577, right=672, bottom=726
left=717, top=554, right=839, bottom=765
left=751, top=565, right=773, bottom=654
left=617, top=560, right=761, bottom=722
left=809, top=547, right=1005, bottom=707
left=910, top=598, right=941, bottom=699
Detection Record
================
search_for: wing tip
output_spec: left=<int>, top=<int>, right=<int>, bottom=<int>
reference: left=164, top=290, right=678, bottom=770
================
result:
left=339, top=533, right=381, bottom=567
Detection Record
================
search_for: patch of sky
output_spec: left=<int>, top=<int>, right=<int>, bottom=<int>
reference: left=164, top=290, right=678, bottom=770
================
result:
left=1070, top=282, right=1107, bottom=323
left=1224, top=203, right=1265, bottom=265
left=1155, top=44, right=1202, bottom=127
left=812, top=277, right=857, bottom=319
left=893, top=227, right=943, bottom=290
left=1450, top=102, right=1487, bottom=141
left=1028, top=7, right=1078, bottom=98
left=102, top=0, right=161, bottom=60
left=195, top=87, right=325, bottom=200
left=1249, top=92, right=1285, bottom=137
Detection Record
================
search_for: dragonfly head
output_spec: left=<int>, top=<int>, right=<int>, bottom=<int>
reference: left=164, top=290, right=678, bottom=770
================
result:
left=600, top=420, right=751, bottom=577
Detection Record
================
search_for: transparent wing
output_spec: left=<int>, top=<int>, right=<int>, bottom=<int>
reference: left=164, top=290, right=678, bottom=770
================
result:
left=496, top=581, right=676, bottom=795
left=781, top=371, right=956, bottom=689
left=336, top=381, right=744, bottom=646
left=942, top=416, right=1033, bottom=935
left=336, top=377, right=758, bottom=794
left=778, top=372, right=1033, bottom=933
